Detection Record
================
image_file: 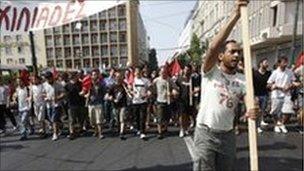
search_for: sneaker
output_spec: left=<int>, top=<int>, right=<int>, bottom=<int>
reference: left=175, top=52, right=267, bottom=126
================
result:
left=157, top=134, right=164, bottom=140
left=12, top=126, right=18, bottom=131
left=190, top=123, right=195, bottom=128
left=140, top=133, right=146, bottom=139
left=185, top=130, right=190, bottom=136
left=0, top=129, right=5, bottom=134
left=260, top=120, right=269, bottom=126
left=52, top=134, right=59, bottom=141
left=279, top=125, right=288, bottom=134
left=179, top=130, right=184, bottom=138
left=67, top=134, right=75, bottom=140
left=274, top=126, right=281, bottom=133
left=119, top=133, right=126, bottom=140
left=136, top=131, right=141, bottom=136
left=257, top=127, right=263, bottom=133
left=98, top=134, right=105, bottom=139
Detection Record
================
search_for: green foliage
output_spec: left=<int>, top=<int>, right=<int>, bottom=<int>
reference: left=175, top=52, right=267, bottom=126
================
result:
left=188, top=33, right=202, bottom=65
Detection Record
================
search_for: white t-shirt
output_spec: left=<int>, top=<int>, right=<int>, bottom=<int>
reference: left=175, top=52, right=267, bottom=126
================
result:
left=196, top=66, right=246, bottom=131
left=267, top=68, right=295, bottom=98
left=0, top=85, right=8, bottom=105
left=43, top=81, right=64, bottom=107
left=154, top=77, right=170, bottom=103
left=16, top=87, right=30, bottom=111
left=31, top=84, right=46, bottom=105
left=132, top=77, right=150, bottom=104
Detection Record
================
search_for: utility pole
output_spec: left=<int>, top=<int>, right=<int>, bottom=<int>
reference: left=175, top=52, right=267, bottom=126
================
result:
left=29, top=31, right=37, bottom=75
left=126, top=0, right=139, bottom=66
left=291, top=0, right=300, bottom=64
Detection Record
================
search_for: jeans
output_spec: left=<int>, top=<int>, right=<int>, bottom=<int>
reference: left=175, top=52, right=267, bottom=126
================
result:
left=104, top=100, right=113, bottom=124
left=46, top=106, right=62, bottom=123
left=0, top=105, right=17, bottom=130
left=193, top=126, right=236, bottom=171
left=132, top=103, right=147, bottom=134
left=256, top=95, right=268, bottom=127
left=19, top=110, right=30, bottom=137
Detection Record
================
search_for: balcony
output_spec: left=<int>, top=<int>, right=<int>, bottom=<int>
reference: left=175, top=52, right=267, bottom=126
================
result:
left=101, top=46, right=108, bottom=57
left=99, top=11, right=107, bottom=19
left=91, top=34, right=99, bottom=45
left=55, top=48, right=62, bottom=59
left=63, top=35, right=71, bottom=46
left=72, top=35, right=80, bottom=45
left=64, top=48, right=71, bottom=58
left=92, top=46, right=100, bottom=57
left=62, top=25, right=70, bottom=34
left=90, top=21, right=98, bottom=32
left=110, top=33, right=117, bottom=43
left=54, top=36, right=62, bottom=46
left=82, top=34, right=89, bottom=45
left=100, top=33, right=108, bottom=44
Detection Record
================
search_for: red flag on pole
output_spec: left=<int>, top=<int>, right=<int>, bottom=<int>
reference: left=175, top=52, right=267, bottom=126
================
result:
left=82, top=74, right=92, bottom=94
left=20, top=69, right=30, bottom=86
left=170, top=59, right=182, bottom=76
left=295, top=52, right=304, bottom=69
left=52, top=67, right=59, bottom=80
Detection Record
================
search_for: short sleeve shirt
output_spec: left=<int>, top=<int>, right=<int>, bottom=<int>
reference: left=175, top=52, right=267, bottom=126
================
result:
left=196, top=66, right=246, bottom=131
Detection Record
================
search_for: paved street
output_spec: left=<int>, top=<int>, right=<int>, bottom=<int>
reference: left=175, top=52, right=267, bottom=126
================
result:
left=0, top=123, right=303, bottom=171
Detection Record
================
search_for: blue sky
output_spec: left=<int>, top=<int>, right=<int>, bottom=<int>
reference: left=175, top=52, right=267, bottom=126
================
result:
left=140, top=1, right=196, bottom=66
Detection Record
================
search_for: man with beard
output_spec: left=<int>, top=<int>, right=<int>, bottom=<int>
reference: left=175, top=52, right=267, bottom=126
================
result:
left=253, top=58, right=271, bottom=133
left=193, top=0, right=260, bottom=170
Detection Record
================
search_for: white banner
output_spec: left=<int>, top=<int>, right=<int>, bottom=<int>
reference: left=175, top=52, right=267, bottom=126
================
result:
left=0, top=0, right=126, bottom=34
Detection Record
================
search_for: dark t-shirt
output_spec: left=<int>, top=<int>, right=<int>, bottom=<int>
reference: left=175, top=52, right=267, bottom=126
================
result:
left=88, top=81, right=106, bottom=105
left=108, top=84, right=127, bottom=108
left=176, top=75, right=190, bottom=102
left=253, top=69, right=271, bottom=96
left=65, top=81, right=83, bottom=107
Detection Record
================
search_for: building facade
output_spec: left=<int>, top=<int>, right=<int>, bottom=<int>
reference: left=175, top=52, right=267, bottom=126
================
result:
left=43, top=2, right=149, bottom=70
left=181, top=0, right=303, bottom=68
left=0, top=30, right=47, bottom=68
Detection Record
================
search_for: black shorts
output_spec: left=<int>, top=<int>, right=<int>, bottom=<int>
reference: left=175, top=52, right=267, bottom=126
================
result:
left=156, top=102, right=169, bottom=124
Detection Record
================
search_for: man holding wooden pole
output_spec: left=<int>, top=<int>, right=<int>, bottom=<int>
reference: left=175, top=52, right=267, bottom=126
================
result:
left=193, top=0, right=260, bottom=171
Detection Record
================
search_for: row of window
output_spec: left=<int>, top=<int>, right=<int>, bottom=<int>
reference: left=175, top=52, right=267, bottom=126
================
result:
left=6, top=58, right=25, bottom=65
left=47, top=57, right=127, bottom=69
left=46, top=32, right=127, bottom=46
left=45, top=19, right=127, bottom=35
left=46, top=45, right=127, bottom=59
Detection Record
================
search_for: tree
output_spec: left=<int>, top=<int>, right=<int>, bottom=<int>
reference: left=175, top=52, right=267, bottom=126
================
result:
left=177, top=53, right=190, bottom=67
left=188, top=33, right=202, bottom=65
left=148, top=48, right=158, bottom=71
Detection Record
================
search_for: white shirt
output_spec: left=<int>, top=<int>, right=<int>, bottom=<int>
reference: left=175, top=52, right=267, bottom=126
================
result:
left=132, top=77, right=150, bottom=104
left=154, top=77, right=170, bottom=103
left=43, top=81, right=64, bottom=107
left=31, top=84, right=46, bottom=105
left=196, top=66, right=246, bottom=131
left=0, top=85, right=8, bottom=105
left=267, top=68, right=295, bottom=98
left=16, top=86, right=30, bottom=111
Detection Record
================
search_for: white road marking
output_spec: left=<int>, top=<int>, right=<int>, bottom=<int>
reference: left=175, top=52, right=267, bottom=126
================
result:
left=184, top=136, right=196, bottom=161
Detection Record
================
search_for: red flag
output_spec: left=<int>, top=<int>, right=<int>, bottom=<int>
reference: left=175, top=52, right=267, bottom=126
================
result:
left=52, top=67, right=59, bottom=80
left=170, top=59, right=181, bottom=76
left=20, top=69, right=30, bottom=86
left=295, top=52, right=304, bottom=69
left=82, top=74, right=92, bottom=94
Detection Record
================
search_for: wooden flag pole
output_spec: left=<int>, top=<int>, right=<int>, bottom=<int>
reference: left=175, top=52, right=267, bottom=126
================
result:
left=240, top=5, right=259, bottom=171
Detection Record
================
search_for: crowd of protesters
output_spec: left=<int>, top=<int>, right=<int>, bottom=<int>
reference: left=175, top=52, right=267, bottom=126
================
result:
left=0, top=55, right=303, bottom=141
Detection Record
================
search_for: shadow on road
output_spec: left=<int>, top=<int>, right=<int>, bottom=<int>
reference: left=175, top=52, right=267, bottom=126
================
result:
left=236, top=156, right=303, bottom=171
left=237, top=142, right=297, bottom=152
left=121, top=162, right=192, bottom=171
left=0, top=144, right=26, bottom=152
